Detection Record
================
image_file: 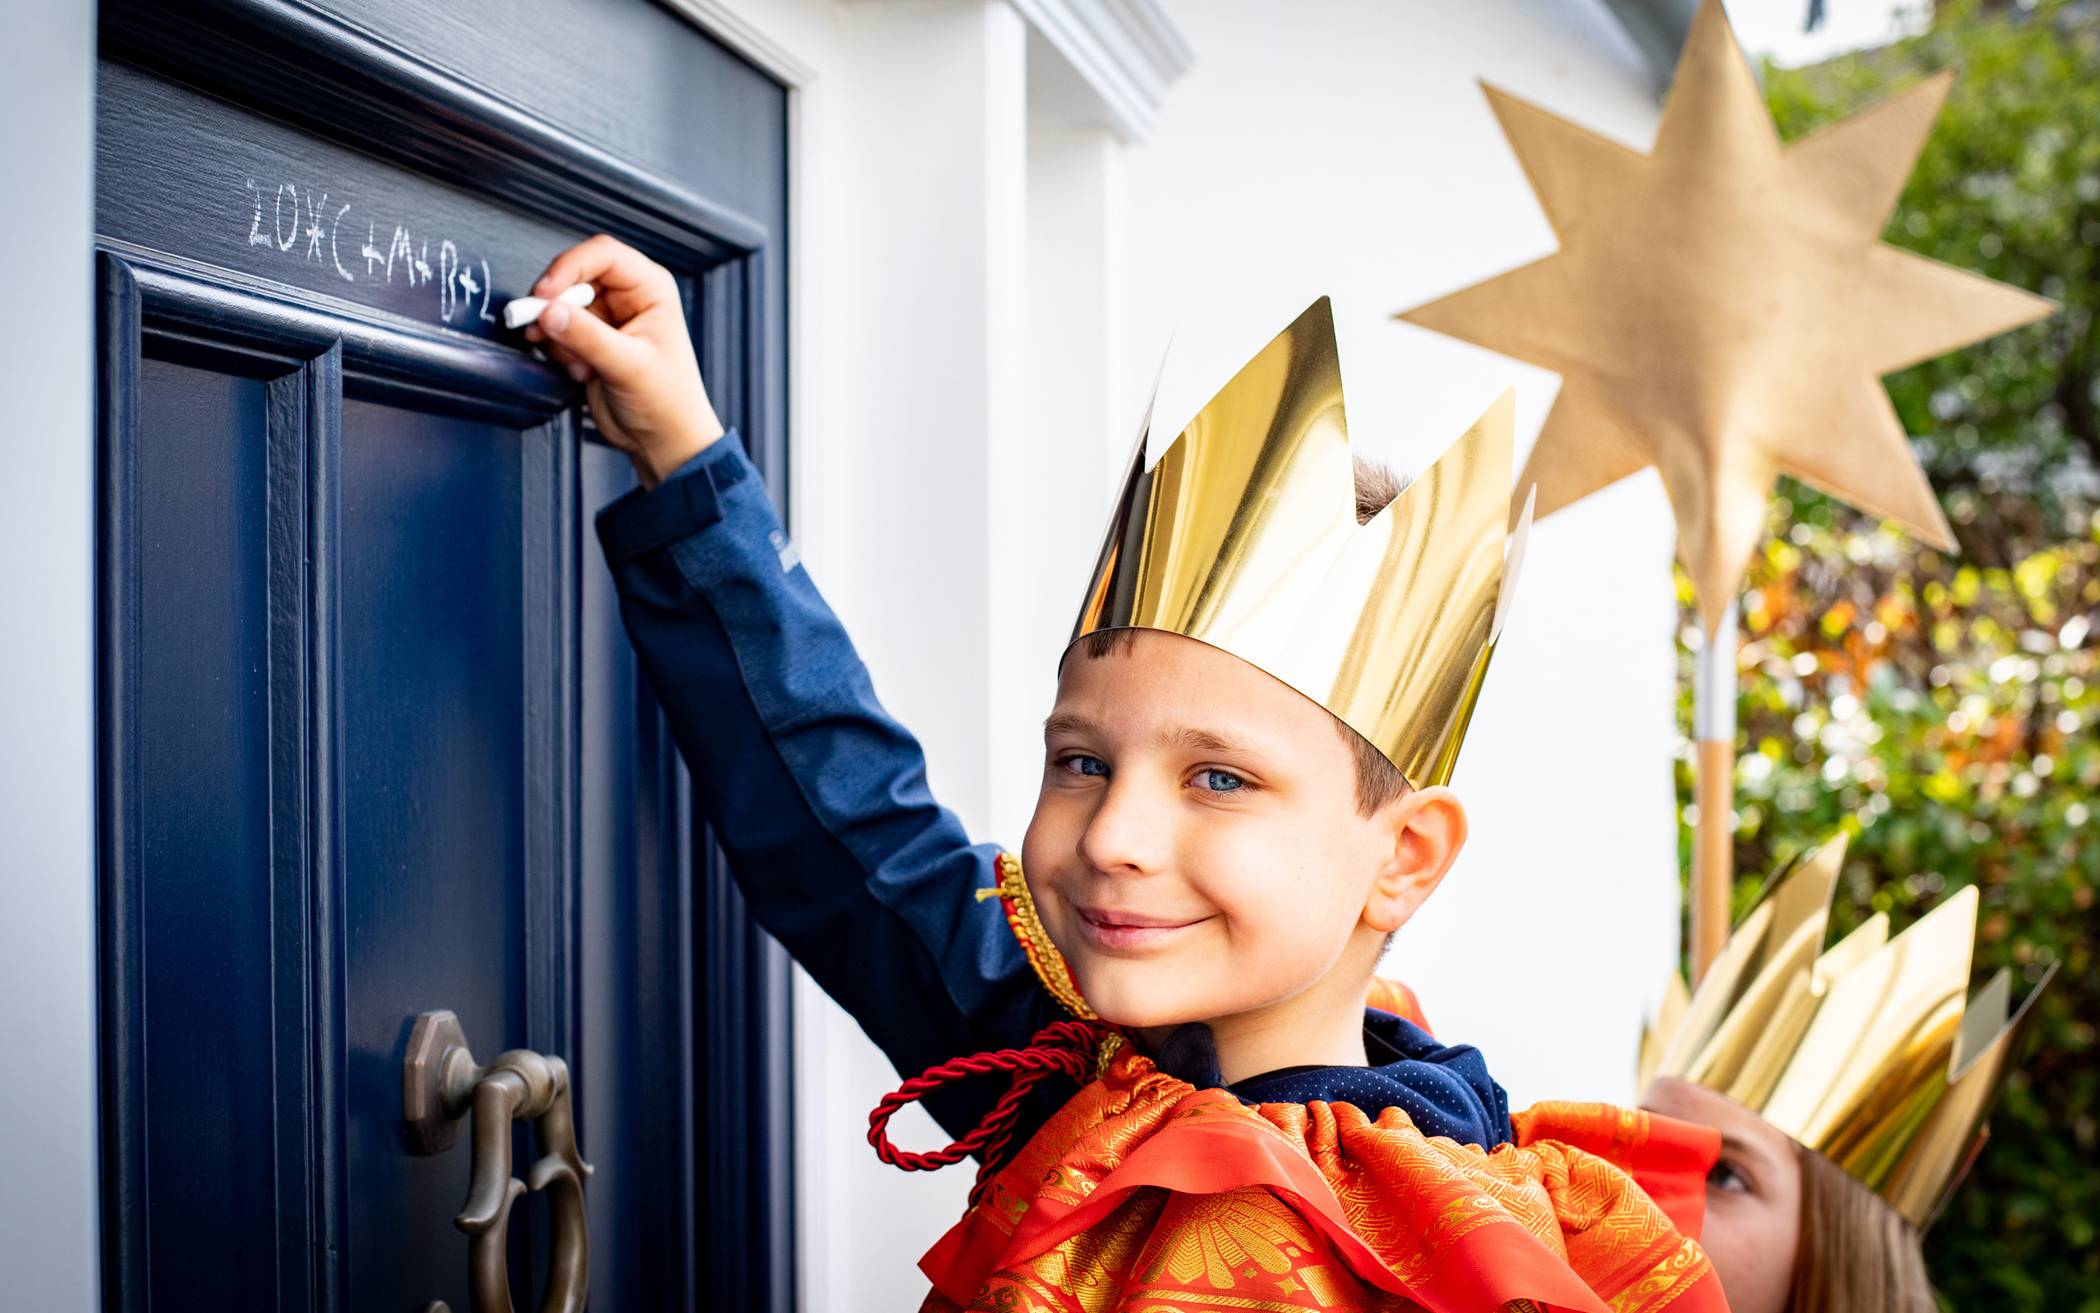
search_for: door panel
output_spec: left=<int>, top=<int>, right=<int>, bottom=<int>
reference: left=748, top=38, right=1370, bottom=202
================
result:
left=339, top=400, right=532, bottom=1313
left=134, top=360, right=277, bottom=1309
left=95, top=1, right=793, bottom=1308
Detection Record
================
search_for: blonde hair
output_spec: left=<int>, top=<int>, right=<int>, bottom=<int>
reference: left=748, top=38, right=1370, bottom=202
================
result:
left=1786, top=1142, right=1937, bottom=1312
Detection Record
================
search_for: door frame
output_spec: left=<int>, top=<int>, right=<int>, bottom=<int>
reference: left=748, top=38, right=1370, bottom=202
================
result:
left=94, top=2, right=796, bottom=1308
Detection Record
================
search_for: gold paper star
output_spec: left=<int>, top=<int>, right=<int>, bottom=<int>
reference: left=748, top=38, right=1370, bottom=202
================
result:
left=1397, top=0, right=2054, bottom=633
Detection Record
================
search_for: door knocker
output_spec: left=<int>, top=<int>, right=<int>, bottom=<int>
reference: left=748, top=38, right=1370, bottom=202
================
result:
left=404, top=1010, right=592, bottom=1313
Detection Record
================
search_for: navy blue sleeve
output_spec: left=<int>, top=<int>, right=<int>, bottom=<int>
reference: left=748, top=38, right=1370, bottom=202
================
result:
left=593, top=432, right=1050, bottom=1138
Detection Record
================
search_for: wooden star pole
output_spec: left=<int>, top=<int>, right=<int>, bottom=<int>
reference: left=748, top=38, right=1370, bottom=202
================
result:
left=1691, top=599, right=1738, bottom=975
left=1396, top=0, right=2053, bottom=981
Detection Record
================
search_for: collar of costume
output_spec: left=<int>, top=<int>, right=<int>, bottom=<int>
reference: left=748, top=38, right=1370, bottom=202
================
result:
left=1155, top=1008, right=1514, bottom=1150
left=976, top=852, right=1094, bottom=1018
left=919, top=1043, right=1726, bottom=1313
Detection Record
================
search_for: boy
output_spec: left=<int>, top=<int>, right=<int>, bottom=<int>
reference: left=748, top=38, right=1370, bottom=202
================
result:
left=529, top=235, right=1722, bottom=1311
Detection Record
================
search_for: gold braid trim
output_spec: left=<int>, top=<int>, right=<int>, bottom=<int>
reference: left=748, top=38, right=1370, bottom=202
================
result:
left=1093, top=1031, right=1124, bottom=1077
left=977, top=852, right=1096, bottom=1020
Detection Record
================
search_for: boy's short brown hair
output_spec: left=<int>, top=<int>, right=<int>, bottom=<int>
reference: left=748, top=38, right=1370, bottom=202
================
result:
left=1072, top=455, right=1414, bottom=818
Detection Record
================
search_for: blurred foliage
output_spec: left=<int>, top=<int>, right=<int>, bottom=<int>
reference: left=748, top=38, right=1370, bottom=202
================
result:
left=1765, top=0, right=2100, bottom=531
left=1667, top=2, right=2100, bottom=1307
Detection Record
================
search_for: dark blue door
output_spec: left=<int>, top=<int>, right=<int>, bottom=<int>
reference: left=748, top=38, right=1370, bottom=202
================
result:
left=93, top=2, right=792, bottom=1309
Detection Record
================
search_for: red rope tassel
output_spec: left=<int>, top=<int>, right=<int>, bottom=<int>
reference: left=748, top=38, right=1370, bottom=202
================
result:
left=867, top=1019, right=1116, bottom=1208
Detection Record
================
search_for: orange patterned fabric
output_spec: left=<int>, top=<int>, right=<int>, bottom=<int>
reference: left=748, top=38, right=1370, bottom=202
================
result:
left=919, top=1048, right=1723, bottom=1313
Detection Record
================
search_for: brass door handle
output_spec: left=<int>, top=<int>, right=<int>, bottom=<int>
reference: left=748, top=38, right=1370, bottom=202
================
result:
left=404, top=1010, right=593, bottom=1313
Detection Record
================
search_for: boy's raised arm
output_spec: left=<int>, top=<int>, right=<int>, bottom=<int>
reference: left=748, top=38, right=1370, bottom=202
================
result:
left=529, top=238, right=1048, bottom=1133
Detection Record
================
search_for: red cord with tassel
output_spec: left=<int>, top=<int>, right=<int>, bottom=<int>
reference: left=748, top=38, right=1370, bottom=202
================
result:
left=867, top=1018, right=1117, bottom=1207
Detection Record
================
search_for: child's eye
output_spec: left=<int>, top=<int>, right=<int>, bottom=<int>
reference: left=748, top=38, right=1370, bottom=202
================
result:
left=1191, top=767, right=1248, bottom=794
left=1707, top=1160, right=1752, bottom=1195
left=1057, top=754, right=1109, bottom=778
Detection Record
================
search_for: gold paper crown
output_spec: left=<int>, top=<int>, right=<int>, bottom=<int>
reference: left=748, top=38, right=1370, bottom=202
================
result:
left=1639, top=833, right=2057, bottom=1228
left=1070, top=297, right=1532, bottom=787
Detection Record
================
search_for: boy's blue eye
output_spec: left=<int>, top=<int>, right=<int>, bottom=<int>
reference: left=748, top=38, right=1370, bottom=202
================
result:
left=1060, top=754, right=1109, bottom=778
left=1194, top=768, right=1246, bottom=793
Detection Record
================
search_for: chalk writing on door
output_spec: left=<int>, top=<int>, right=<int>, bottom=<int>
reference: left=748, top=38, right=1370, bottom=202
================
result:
left=242, top=180, right=499, bottom=328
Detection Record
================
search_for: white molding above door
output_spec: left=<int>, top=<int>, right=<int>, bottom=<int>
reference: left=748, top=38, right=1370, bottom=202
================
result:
left=657, top=0, right=820, bottom=86
left=1010, top=0, right=1192, bottom=142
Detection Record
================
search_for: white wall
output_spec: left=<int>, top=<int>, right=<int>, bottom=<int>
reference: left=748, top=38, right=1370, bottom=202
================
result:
left=776, top=4, right=1031, bottom=1304
left=684, top=4, right=1188, bottom=1305
left=0, top=2, right=101, bottom=1310
left=673, top=3, right=1058, bottom=1305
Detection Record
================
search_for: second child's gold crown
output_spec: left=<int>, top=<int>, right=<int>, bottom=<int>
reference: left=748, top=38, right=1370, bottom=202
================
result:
left=1070, top=297, right=1532, bottom=788
left=1639, top=833, right=2057, bottom=1228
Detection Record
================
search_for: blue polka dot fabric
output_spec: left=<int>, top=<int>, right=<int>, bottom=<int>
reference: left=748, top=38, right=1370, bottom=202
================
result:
left=1153, top=1007, right=1512, bottom=1149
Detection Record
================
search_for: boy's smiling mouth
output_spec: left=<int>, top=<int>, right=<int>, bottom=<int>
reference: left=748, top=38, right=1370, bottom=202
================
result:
left=1074, top=905, right=1213, bottom=952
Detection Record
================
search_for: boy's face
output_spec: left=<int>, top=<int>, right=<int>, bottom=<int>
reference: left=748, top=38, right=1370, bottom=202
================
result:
left=1021, top=629, right=1437, bottom=1030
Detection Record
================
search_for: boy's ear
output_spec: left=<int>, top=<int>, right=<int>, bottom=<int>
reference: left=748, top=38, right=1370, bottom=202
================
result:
left=1361, top=786, right=1468, bottom=934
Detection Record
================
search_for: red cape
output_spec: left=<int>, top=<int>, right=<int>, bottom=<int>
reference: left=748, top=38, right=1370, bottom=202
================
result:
left=919, top=1046, right=1724, bottom=1312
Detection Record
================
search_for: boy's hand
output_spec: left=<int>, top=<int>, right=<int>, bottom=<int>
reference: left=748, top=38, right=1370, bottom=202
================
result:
left=525, top=235, right=725, bottom=489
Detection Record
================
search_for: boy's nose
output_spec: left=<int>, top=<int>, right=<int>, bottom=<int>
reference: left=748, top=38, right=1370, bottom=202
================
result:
left=1075, top=780, right=1172, bottom=878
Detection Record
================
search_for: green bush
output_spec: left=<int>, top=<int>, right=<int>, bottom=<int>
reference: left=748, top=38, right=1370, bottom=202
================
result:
left=1670, top=3, right=2099, bottom=1306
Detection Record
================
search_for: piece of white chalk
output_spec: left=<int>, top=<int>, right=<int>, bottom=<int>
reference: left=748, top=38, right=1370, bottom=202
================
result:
left=503, top=282, right=596, bottom=330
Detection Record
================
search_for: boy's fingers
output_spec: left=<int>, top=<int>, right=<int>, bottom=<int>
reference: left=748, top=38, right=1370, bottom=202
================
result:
left=534, top=235, right=673, bottom=307
left=539, top=300, right=647, bottom=383
left=573, top=296, right=625, bottom=335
